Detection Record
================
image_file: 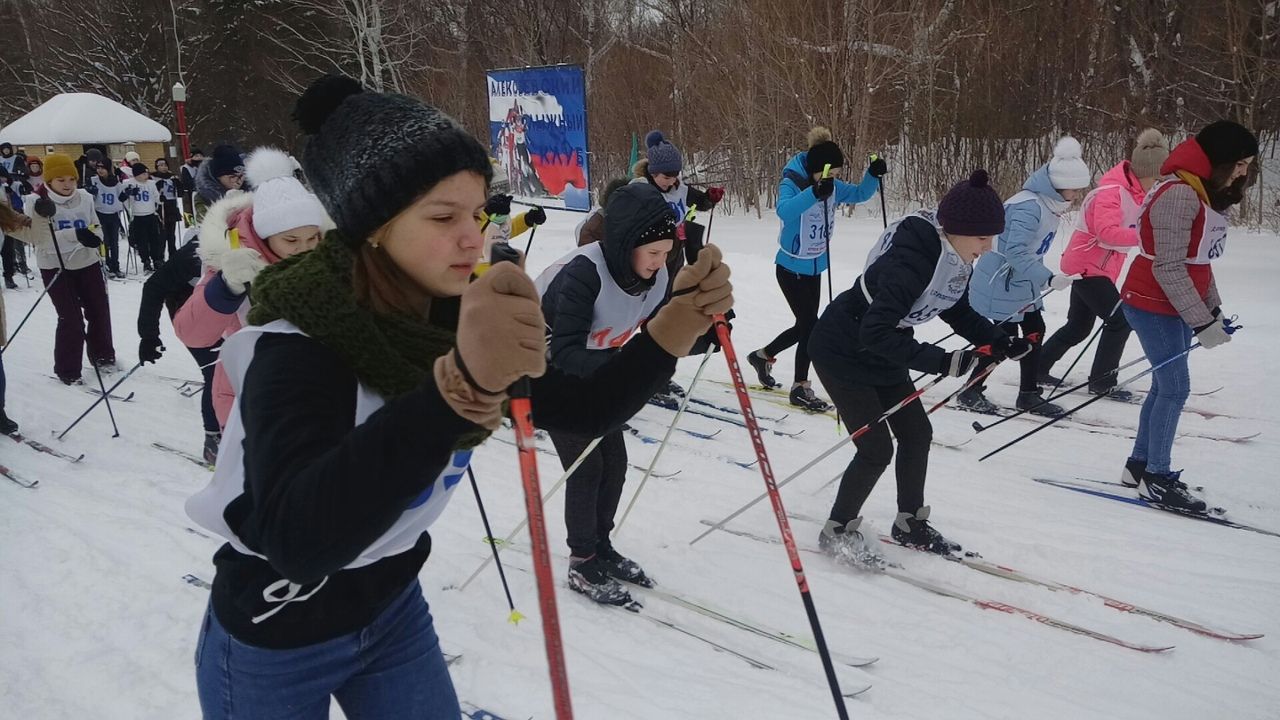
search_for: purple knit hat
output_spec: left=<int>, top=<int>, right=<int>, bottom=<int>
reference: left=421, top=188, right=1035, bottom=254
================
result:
left=937, top=169, right=1005, bottom=236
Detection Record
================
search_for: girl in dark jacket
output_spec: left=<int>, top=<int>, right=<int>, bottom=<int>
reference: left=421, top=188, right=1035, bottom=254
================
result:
left=184, top=75, right=734, bottom=719
left=809, top=171, right=1030, bottom=559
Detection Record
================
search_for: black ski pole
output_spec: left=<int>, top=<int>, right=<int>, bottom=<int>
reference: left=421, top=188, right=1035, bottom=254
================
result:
left=820, top=164, right=834, bottom=303
left=1, top=269, right=61, bottom=353
left=467, top=466, right=525, bottom=625
left=56, top=362, right=142, bottom=440
left=1049, top=297, right=1123, bottom=397
left=522, top=224, right=538, bottom=258
left=91, top=361, right=122, bottom=438
left=970, top=354, right=1149, bottom=435
left=978, top=339, right=1224, bottom=462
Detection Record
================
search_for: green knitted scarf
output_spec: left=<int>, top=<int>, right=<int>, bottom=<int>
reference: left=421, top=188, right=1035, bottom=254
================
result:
left=248, top=232, right=490, bottom=448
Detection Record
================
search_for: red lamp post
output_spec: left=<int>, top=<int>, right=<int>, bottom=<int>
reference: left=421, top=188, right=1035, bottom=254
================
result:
left=172, top=82, right=190, bottom=161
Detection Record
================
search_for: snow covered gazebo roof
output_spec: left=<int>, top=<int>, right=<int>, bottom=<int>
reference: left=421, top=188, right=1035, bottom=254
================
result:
left=0, top=93, right=172, bottom=145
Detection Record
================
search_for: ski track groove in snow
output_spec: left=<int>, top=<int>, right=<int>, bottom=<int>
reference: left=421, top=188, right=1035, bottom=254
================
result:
left=2, top=212, right=1278, bottom=719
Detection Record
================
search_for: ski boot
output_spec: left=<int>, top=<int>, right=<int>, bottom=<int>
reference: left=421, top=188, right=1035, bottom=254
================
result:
left=1089, top=383, right=1137, bottom=403
left=891, top=506, right=961, bottom=555
left=1120, top=458, right=1146, bottom=488
left=4, top=277, right=15, bottom=290
left=1137, top=470, right=1207, bottom=514
left=748, top=350, right=780, bottom=389
left=790, top=382, right=832, bottom=412
left=819, top=518, right=887, bottom=570
left=955, top=386, right=1000, bottom=415
left=1037, top=371, right=1062, bottom=388
left=567, top=554, right=633, bottom=606
left=597, top=543, right=655, bottom=587
left=94, top=359, right=120, bottom=374
left=1016, top=390, right=1064, bottom=417
left=203, top=431, right=222, bottom=465
left=0, top=409, right=18, bottom=435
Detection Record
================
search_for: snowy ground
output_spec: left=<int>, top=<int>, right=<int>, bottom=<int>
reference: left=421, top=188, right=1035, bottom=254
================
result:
left=1, top=205, right=1277, bottom=720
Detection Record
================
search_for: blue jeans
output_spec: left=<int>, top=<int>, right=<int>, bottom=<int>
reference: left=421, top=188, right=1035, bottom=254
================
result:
left=1123, top=304, right=1193, bottom=475
left=195, top=580, right=459, bottom=719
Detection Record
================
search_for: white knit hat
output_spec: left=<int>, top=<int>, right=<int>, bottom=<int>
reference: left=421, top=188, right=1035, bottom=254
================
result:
left=245, top=147, right=327, bottom=239
left=1047, top=136, right=1091, bottom=190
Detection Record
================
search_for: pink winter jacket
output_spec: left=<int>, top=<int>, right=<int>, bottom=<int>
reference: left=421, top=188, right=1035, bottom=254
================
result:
left=172, top=193, right=281, bottom=429
left=1059, top=160, right=1147, bottom=283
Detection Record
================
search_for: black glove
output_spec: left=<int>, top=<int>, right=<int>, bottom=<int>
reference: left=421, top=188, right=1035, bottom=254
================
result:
left=525, top=205, right=547, bottom=226
left=18, top=181, right=33, bottom=195
left=868, top=155, right=888, bottom=179
left=484, top=193, right=513, bottom=218
left=994, top=336, right=1034, bottom=361
left=139, top=337, right=165, bottom=364
left=814, top=177, right=835, bottom=201
left=34, top=196, right=56, bottom=218
left=120, top=185, right=138, bottom=200
left=75, top=227, right=102, bottom=248
left=939, top=348, right=981, bottom=377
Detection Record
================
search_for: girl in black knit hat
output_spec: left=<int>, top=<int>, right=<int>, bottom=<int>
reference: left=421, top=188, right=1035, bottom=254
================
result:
left=808, top=170, right=1032, bottom=562
left=184, top=75, right=734, bottom=718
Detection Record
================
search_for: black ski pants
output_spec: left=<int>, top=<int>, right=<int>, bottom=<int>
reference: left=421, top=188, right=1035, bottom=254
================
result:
left=762, top=266, right=822, bottom=384
left=815, top=363, right=932, bottom=521
left=1040, top=276, right=1131, bottom=390
left=549, top=428, right=629, bottom=559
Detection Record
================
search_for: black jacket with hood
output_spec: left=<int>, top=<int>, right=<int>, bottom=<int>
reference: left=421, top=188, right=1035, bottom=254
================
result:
left=541, top=182, right=675, bottom=378
left=809, top=215, right=1004, bottom=385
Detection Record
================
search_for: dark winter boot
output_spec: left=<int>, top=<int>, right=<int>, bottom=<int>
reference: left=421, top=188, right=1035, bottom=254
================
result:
left=94, top=359, right=120, bottom=374
left=818, top=518, right=887, bottom=570
left=790, top=383, right=832, bottom=412
left=1089, top=384, right=1137, bottom=403
left=4, top=277, right=16, bottom=290
left=891, top=506, right=961, bottom=555
left=1037, top=371, right=1063, bottom=388
left=59, top=376, right=85, bottom=386
left=203, top=431, right=221, bottom=465
left=955, top=386, right=1000, bottom=414
left=1016, top=390, right=1064, bottom=417
left=1120, top=458, right=1146, bottom=488
left=567, top=554, right=633, bottom=606
left=748, top=350, right=780, bottom=389
left=1137, top=470, right=1207, bottom=514
left=0, top=409, right=18, bottom=435
left=597, top=544, right=654, bottom=587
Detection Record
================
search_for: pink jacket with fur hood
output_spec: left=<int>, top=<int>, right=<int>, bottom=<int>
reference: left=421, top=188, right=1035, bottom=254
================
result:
left=1059, top=160, right=1147, bottom=283
left=172, top=192, right=281, bottom=428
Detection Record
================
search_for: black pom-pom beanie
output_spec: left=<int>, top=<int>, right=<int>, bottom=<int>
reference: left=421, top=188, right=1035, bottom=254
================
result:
left=293, top=74, right=493, bottom=246
left=937, top=169, right=1006, bottom=237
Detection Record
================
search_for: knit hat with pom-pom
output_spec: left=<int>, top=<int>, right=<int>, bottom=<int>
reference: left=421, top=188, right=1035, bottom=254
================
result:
left=292, top=74, right=492, bottom=246
left=246, top=147, right=329, bottom=239
left=804, top=126, right=845, bottom=176
left=937, top=169, right=1006, bottom=237
left=1129, top=128, right=1170, bottom=179
left=645, top=130, right=683, bottom=175
left=1047, top=136, right=1092, bottom=190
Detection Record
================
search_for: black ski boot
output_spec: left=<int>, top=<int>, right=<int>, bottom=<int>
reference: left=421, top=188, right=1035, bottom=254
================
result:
left=891, top=506, right=961, bottom=555
left=1090, top=384, right=1138, bottom=403
left=819, top=518, right=887, bottom=570
left=597, top=543, right=654, bottom=587
left=790, top=383, right=832, bottom=412
left=4, top=277, right=16, bottom=290
left=1037, top=371, right=1062, bottom=388
left=1120, top=458, right=1146, bottom=488
left=748, top=350, right=780, bottom=389
left=1016, top=390, right=1064, bottom=417
left=1137, top=470, right=1207, bottom=514
left=567, top=554, right=633, bottom=606
left=203, top=431, right=222, bottom=465
left=955, top=386, right=1000, bottom=414
left=0, top=409, right=18, bottom=435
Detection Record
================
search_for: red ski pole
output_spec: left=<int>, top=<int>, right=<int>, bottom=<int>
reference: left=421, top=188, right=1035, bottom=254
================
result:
left=491, top=243, right=573, bottom=720
left=712, top=313, right=851, bottom=720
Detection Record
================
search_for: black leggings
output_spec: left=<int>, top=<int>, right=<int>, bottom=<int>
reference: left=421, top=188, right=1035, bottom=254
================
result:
left=1040, top=276, right=1130, bottom=389
left=971, top=309, right=1046, bottom=392
left=549, top=428, right=628, bottom=558
left=815, top=366, right=933, bottom=521
left=762, top=267, right=822, bottom=383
